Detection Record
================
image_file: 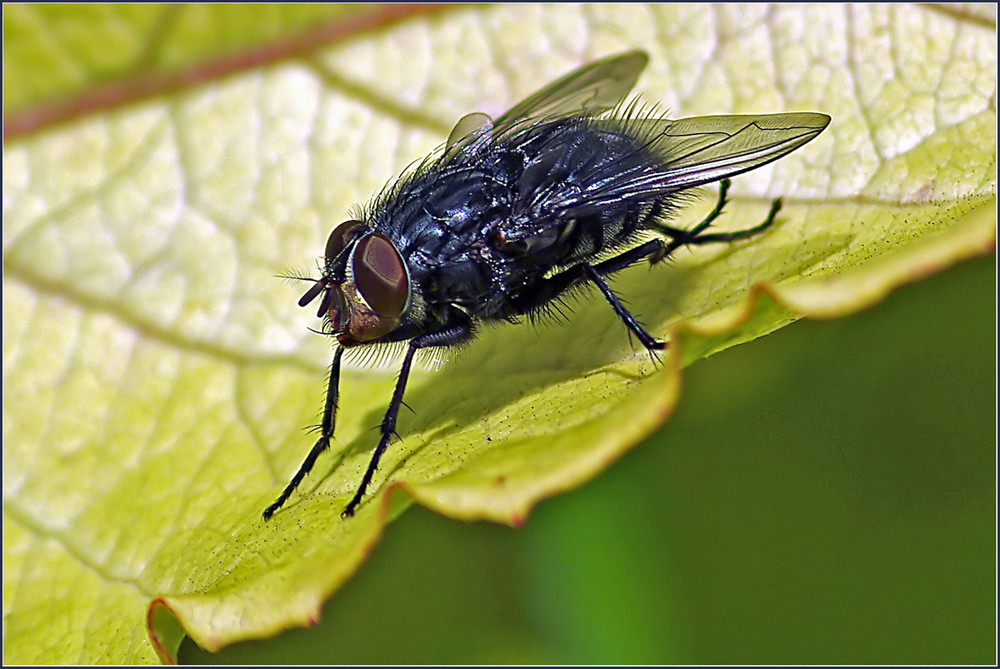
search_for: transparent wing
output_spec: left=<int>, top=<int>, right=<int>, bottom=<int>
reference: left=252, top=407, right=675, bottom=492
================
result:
left=445, top=112, right=493, bottom=151
left=445, top=50, right=649, bottom=152
left=493, top=50, right=648, bottom=131
left=531, top=112, right=830, bottom=223
left=642, top=112, right=831, bottom=189
left=581, top=112, right=831, bottom=205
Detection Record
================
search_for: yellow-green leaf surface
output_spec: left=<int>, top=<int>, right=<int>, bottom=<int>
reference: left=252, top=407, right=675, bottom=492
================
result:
left=3, top=4, right=995, bottom=665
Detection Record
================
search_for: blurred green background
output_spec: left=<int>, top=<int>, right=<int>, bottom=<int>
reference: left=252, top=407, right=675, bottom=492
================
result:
left=182, top=253, right=995, bottom=665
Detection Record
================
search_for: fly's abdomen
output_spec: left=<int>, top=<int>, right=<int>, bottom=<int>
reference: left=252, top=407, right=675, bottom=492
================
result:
left=498, top=120, right=671, bottom=268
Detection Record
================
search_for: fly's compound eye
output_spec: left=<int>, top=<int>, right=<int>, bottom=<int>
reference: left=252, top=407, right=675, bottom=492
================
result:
left=351, top=233, right=410, bottom=319
left=325, top=219, right=366, bottom=262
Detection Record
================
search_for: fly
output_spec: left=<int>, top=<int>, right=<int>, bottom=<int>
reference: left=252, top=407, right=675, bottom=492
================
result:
left=262, top=50, right=830, bottom=520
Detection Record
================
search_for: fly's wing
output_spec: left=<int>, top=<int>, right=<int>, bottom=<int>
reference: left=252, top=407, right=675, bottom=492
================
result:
left=493, top=50, right=648, bottom=131
left=446, top=112, right=493, bottom=150
left=578, top=112, right=831, bottom=206
left=445, top=50, right=648, bottom=152
left=642, top=112, right=831, bottom=190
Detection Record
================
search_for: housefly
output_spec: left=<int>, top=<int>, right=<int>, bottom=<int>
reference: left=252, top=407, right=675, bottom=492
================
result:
left=263, top=50, right=830, bottom=520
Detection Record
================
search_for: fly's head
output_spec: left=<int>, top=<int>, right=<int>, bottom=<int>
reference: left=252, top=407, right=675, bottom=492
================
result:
left=299, top=220, right=411, bottom=347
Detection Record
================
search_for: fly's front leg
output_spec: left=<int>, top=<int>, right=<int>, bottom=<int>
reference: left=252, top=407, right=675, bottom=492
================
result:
left=263, top=346, right=344, bottom=520
left=342, top=320, right=474, bottom=518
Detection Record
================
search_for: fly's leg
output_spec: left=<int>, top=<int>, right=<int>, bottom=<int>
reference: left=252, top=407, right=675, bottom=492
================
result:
left=654, top=178, right=782, bottom=256
left=567, top=180, right=780, bottom=280
left=511, top=179, right=781, bottom=354
left=263, top=346, right=344, bottom=520
left=511, top=256, right=666, bottom=352
left=583, top=265, right=665, bottom=350
left=342, top=320, right=474, bottom=518
left=584, top=180, right=780, bottom=349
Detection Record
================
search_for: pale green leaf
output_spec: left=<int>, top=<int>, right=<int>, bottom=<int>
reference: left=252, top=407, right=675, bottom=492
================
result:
left=3, top=4, right=995, bottom=664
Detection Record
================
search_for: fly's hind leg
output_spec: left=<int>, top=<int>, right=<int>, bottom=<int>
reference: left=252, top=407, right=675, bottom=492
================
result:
left=653, top=178, right=782, bottom=260
left=510, top=178, right=782, bottom=356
